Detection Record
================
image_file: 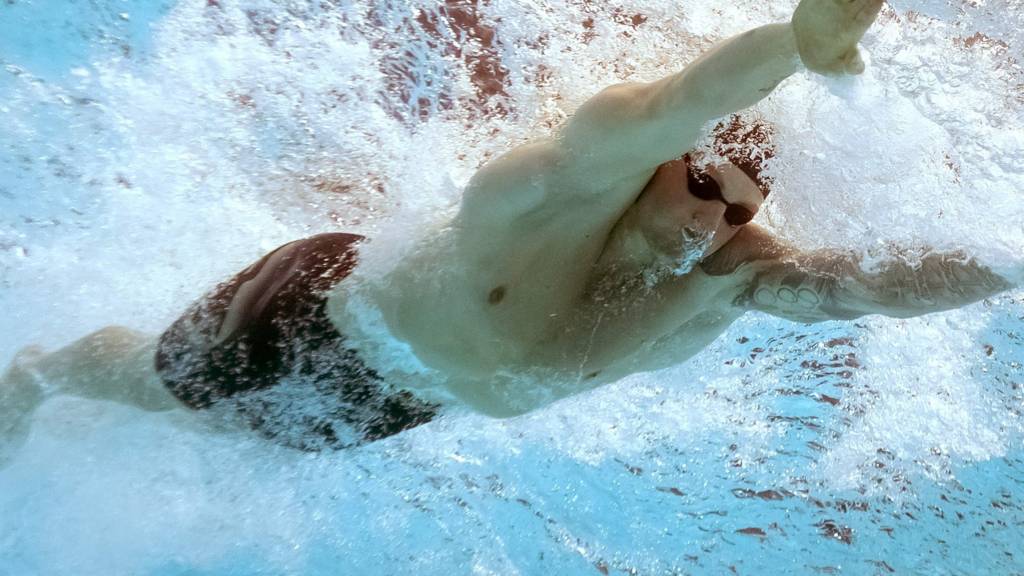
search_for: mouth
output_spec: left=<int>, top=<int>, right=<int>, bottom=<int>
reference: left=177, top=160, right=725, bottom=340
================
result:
left=671, top=226, right=715, bottom=276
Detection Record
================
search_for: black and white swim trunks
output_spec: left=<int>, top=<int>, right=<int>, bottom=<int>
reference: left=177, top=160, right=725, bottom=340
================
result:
left=154, top=233, right=439, bottom=450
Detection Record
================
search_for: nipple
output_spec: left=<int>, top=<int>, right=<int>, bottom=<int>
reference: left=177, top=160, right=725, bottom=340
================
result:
left=488, top=286, right=507, bottom=304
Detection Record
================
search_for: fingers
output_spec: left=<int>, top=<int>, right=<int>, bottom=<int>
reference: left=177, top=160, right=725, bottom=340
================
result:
left=830, top=0, right=884, bottom=26
left=794, top=0, right=881, bottom=76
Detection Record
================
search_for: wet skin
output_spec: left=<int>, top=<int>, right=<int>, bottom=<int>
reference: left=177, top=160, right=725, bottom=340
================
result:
left=333, top=0, right=1013, bottom=417
left=2, top=0, right=1015, bottom=428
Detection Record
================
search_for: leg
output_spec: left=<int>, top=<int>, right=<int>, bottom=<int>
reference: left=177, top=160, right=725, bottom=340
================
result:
left=0, top=345, right=47, bottom=463
left=15, top=326, right=181, bottom=410
left=1, top=326, right=181, bottom=429
left=1, top=326, right=182, bottom=467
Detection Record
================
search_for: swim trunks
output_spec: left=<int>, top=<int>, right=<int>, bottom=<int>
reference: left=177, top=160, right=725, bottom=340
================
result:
left=154, top=233, right=439, bottom=450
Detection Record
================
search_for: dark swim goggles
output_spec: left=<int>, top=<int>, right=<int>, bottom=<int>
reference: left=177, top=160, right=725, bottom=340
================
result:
left=684, top=156, right=757, bottom=226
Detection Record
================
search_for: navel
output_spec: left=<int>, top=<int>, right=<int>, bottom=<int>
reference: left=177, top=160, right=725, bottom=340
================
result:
left=488, top=285, right=507, bottom=305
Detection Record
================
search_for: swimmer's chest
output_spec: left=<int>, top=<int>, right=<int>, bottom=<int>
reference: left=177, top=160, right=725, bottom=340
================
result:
left=380, top=242, right=742, bottom=415
left=382, top=167, right=695, bottom=377
left=388, top=227, right=617, bottom=376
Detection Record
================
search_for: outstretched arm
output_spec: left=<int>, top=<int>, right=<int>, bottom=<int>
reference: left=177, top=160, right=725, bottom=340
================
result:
left=463, top=0, right=885, bottom=216
left=721, top=229, right=1016, bottom=323
left=557, top=22, right=801, bottom=179
left=555, top=0, right=884, bottom=184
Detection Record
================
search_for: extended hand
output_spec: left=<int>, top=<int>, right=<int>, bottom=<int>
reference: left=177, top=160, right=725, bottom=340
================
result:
left=792, top=0, right=884, bottom=75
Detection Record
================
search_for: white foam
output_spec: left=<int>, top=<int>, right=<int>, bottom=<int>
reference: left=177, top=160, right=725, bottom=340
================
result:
left=3, top=0, right=1024, bottom=571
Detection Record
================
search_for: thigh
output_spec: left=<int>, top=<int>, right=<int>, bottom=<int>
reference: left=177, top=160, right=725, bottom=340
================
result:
left=155, top=233, right=365, bottom=408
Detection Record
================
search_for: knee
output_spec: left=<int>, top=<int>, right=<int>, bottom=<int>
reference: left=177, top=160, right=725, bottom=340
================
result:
left=11, top=344, right=46, bottom=366
left=2, top=345, right=47, bottom=382
left=1, top=349, right=45, bottom=409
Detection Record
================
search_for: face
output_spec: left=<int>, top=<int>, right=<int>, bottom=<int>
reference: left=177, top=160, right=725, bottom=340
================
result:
left=649, top=154, right=766, bottom=259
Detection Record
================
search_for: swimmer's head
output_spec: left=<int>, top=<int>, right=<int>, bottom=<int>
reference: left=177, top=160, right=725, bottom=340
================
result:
left=673, top=113, right=774, bottom=256
left=652, top=154, right=767, bottom=257
left=707, top=114, right=775, bottom=200
left=620, top=113, right=774, bottom=270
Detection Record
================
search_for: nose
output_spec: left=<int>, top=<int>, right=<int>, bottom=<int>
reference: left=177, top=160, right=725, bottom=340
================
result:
left=692, top=200, right=728, bottom=229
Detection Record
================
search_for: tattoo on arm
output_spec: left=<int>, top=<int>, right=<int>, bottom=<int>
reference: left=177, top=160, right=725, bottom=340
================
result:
left=736, top=250, right=1013, bottom=322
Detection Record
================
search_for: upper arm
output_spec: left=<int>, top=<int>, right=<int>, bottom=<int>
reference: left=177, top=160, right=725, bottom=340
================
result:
left=460, top=22, right=802, bottom=225
left=554, top=22, right=800, bottom=186
left=556, top=79, right=709, bottom=183
left=457, top=80, right=709, bottom=226
left=733, top=249, right=865, bottom=323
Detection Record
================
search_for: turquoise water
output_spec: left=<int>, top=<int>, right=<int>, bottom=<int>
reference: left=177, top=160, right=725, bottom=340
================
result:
left=1, top=1, right=1023, bottom=574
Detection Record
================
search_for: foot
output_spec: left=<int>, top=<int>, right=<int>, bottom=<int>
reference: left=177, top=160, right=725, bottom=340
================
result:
left=0, top=346, right=47, bottom=467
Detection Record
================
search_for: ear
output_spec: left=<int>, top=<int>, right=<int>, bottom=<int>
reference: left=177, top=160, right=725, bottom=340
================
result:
left=699, top=224, right=790, bottom=276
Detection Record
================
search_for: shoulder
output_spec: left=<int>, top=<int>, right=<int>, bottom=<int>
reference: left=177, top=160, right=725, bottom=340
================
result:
left=457, top=139, right=567, bottom=224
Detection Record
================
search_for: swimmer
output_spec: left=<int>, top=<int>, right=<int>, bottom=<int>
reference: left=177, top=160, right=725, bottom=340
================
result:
left=2, top=0, right=1019, bottom=455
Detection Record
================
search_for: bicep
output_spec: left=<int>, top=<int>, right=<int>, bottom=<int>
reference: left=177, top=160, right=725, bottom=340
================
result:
left=457, top=80, right=708, bottom=227
left=720, top=227, right=882, bottom=322
left=457, top=139, right=565, bottom=226
left=557, top=80, right=707, bottom=185
left=557, top=23, right=801, bottom=182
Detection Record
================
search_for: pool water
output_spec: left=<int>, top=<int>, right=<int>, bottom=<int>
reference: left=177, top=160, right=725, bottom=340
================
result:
left=1, top=0, right=1023, bottom=574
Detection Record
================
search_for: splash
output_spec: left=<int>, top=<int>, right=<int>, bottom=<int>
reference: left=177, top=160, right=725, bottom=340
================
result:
left=1, top=0, right=1024, bottom=574
left=671, top=225, right=716, bottom=276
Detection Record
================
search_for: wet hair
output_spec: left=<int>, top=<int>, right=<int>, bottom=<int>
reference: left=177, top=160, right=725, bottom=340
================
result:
left=708, top=113, right=776, bottom=198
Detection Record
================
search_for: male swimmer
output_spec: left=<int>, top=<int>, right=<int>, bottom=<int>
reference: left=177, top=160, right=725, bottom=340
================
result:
left=2, top=0, right=1019, bottom=455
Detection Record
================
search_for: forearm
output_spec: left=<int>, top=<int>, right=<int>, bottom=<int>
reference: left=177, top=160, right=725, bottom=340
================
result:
left=841, top=251, right=1014, bottom=318
left=651, top=23, right=801, bottom=123
left=741, top=249, right=1015, bottom=323
left=552, top=10, right=862, bottom=184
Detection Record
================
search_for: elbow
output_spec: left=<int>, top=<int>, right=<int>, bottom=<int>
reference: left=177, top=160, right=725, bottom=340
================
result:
left=577, top=82, right=661, bottom=127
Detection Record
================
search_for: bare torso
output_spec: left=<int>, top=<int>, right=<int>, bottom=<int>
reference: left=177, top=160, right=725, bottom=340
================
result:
left=327, top=139, right=750, bottom=416
left=321, top=16, right=829, bottom=416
